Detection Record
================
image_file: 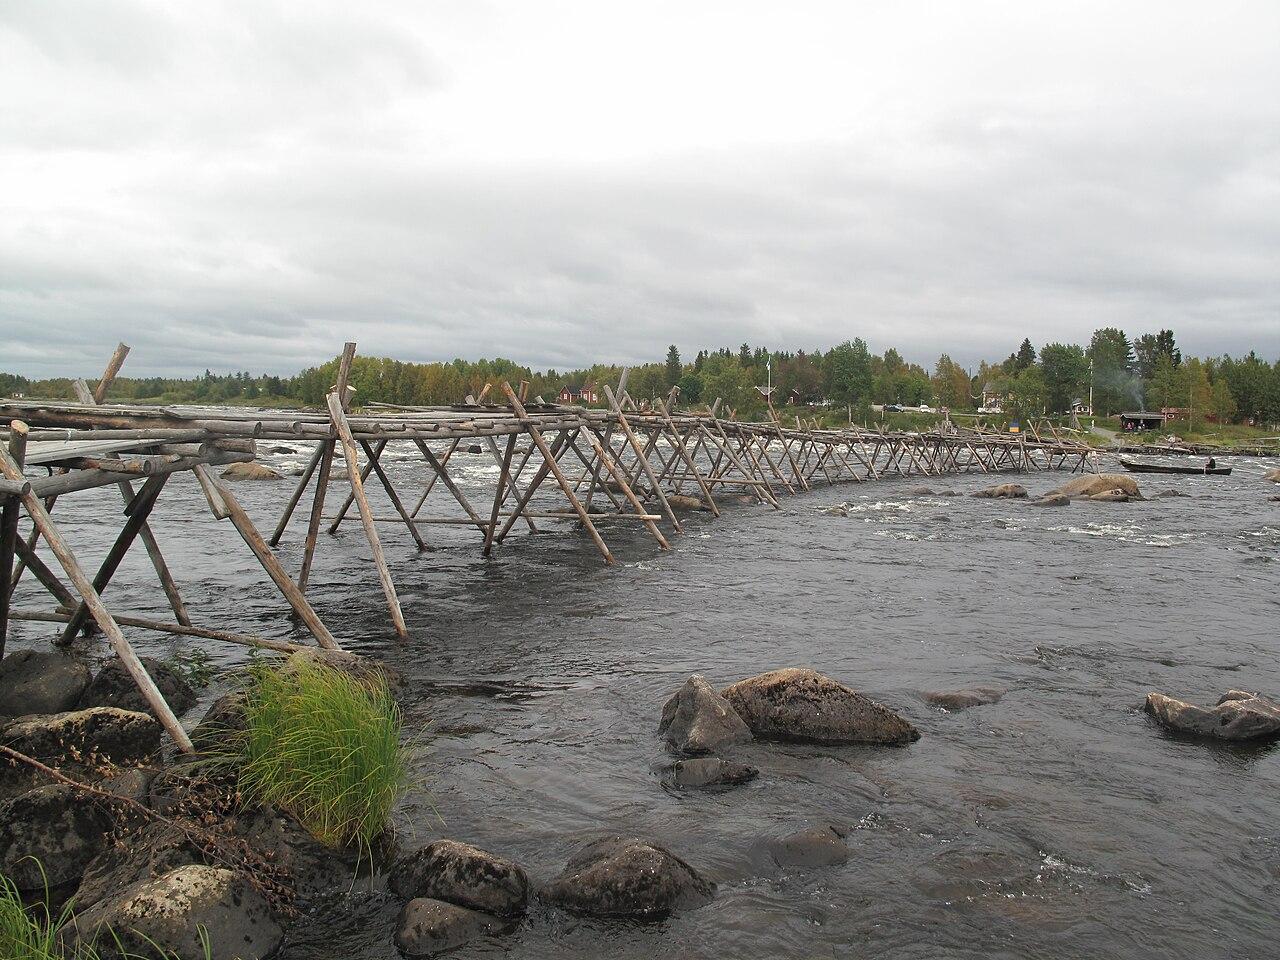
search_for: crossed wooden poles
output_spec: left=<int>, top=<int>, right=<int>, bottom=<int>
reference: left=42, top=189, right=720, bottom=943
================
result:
left=0, top=345, right=343, bottom=755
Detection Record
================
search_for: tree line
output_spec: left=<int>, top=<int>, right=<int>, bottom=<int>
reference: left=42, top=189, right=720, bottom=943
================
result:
left=3, top=327, right=1278, bottom=427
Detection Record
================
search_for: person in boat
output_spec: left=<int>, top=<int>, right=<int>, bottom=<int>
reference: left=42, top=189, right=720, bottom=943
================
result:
left=1206, top=457, right=1216, bottom=470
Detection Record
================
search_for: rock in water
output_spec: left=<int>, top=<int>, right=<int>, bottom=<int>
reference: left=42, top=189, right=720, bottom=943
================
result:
left=907, top=486, right=935, bottom=496
left=923, top=687, right=1004, bottom=711
left=0, top=649, right=92, bottom=717
left=542, top=837, right=714, bottom=919
left=220, top=461, right=283, bottom=481
left=78, top=656, right=197, bottom=718
left=1154, top=489, right=1190, bottom=498
left=1029, top=494, right=1070, bottom=507
left=720, top=668, right=919, bottom=745
left=189, top=692, right=248, bottom=754
left=68, top=865, right=281, bottom=960
left=0, top=785, right=116, bottom=891
left=1089, top=490, right=1130, bottom=502
left=972, top=483, right=1028, bottom=499
left=389, top=840, right=529, bottom=917
left=658, top=675, right=752, bottom=754
left=666, top=494, right=707, bottom=511
left=1052, top=473, right=1142, bottom=499
left=1, top=707, right=160, bottom=768
left=669, top=757, right=758, bottom=790
left=1144, top=690, right=1280, bottom=741
left=394, top=898, right=510, bottom=956
left=765, top=825, right=850, bottom=868
left=1264, top=467, right=1280, bottom=483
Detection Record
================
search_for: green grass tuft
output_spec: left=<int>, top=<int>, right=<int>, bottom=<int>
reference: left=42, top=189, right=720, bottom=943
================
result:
left=0, top=869, right=66, bottom=960
left=237, top=658, right=407, bottom=851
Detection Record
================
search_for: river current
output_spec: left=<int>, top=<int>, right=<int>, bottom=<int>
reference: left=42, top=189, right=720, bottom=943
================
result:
left=7, top=447, right=1279, bottom=959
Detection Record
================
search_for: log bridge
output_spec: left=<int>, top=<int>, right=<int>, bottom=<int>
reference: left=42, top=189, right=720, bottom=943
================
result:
left=0, top=342, right=1096, bottom=748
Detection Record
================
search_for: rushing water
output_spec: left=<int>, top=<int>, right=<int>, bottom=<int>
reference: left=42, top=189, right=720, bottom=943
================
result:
left=7, top=448, right=1280, bottom=959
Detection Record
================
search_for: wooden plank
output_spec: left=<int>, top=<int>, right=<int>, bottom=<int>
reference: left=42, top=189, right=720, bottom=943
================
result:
left=0, top=421, right=29, bottom=656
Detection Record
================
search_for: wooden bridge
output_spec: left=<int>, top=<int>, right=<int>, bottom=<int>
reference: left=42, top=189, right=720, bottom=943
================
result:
left=0, top=342, right=1095, bottom=746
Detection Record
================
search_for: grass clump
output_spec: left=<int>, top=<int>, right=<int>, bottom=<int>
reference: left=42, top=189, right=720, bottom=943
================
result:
left=237, top=658, right=407, bottom=851
left=0, top=870, right=67, bottom=960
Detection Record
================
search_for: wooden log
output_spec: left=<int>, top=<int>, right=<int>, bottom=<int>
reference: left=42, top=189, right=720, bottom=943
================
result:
left=211, top=480, right=340, bottom=650
left=602, top=384, right=682, bottom=533
left=270, top=440, right=325, bottom=545
left=584, top=429, right=669, bottom=549
left=12, top=537, right=77, bottom=609
left=0, top=421, right=29, bottom=656
left=359, top=439, right=428, bottom=551
left=0, top=433, right=193, bottom=753
left=58, top=473, right=170, bottom=643
left=93, top=343, right=131, bottom=404
left=326, top=391, right=408, bottom=638
left=655, top=399, right=719, bottom=516
left=502, top=385, right=614, bottom=564
left=484, top=433, right=518, bottom=555
left=11, top=609, right=307, bottom=655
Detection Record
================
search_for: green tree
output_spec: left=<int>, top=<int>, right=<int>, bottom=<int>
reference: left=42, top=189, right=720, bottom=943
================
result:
left=1015, top=338, right=1037, bottom=371
left=823, top=339, right=873, bottom=404
left=665, top=345, right=682, bottom=387
left=677, top=371, right=703, bottom=403
left=930, top=354, right=971, bottom=409
left=1087, top=327, right=1135, bottom=415
left=1210, top=376, right=1237, bottom=423
left=1006, top=366, right=1046, bottom=420
left=1039, top=343, right=1090, bottom=413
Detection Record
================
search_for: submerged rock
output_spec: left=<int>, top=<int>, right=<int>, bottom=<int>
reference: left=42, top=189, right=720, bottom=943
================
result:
left=0, top=784, right=116, bottom=891
left=394, top=897, right=511, bottom=956
left=78, top=656, right=197, bottom=719
left=220, top=461, right=283, bottom=481
left=923, top=687, right=1004, bottom=711
left=1264, top=468, right=1280, bottom=483
left=972, top=483, right=1028, bottom=499
left=658, top=675, right=752, bottom=755
left=1154, top=489, right=1190, bottom=498
left=720, top=668, right=919, bottom=745
left=1029, top=493, right=1071, bottom=507
left=765, top=825, right=850, bottom=868
left=1052, top=473, right=1142, bottom=499
left=666, top=494, right=708, bottom=511
left=907, top=486, right=935, bottom=496
left=284, top=647, right=404, bottom=693
left=822, top=503, right=849, bottom=517
left=668, top=756, right=758, bottom=790
left=1144, top=690, right=1280, bottom=741
left=389, top=839, right=529, bottom=918
left=1089, top=490, right=1131, bottom=502
left=0, top=649, right=92, bottom=718
left=68, top=864, right=281, bottom=960
left=1, top=707, right=160, bottom=768
left=542, top=836, right=714, bottom=919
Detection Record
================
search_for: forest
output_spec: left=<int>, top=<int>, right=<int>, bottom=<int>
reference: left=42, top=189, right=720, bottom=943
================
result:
left=3, top=328, right=1279, bottom=429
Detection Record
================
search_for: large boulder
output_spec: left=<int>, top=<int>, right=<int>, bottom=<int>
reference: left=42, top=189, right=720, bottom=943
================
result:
left=69, top=864, right=282, bottom=960
left=74, top=822, right=206, bottom=912
left=0, top=649, right=92, bottom=718
left=0, top=784, right=116, bottom=891
left=1052, top=473, right=1142, bottom=499
left=220, top=462, right=283, bottom=481
left=78, top=656, right=197, bottom=718
left=1, top=707, right=160, bottom=768
left=389, top=839, right=529, bottom=917
left=658, top=675, right=752, bottom=754
left=666, top=494, right=708, bottom=511
left=541, top=837, right=714, bottom=919
left=667, top=756, right=758, bottom=790
left=972, top=483, right=1028, bottom=499
left=232, top=804, right=358, bottom=903
left=284, top=647, right=404, bottom=694
left=923, top=687, right=1004, bottom=711
left=1264, top=468, right=1280, bottom=483
left=394, top=897, right=510, bottom=957
left=1144, top=690, right=1280, bottom=742
left=720, top=669, right=919, bottom=745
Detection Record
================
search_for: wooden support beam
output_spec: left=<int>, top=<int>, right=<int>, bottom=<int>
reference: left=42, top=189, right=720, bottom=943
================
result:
left=326, top=391, right=408, bottom=638
left=602, top=384, right=682, bottom=533
left=93, top=343, right=130, bottom=404
left=502, top=384, right=614, bottom=565
left=0, top=421, right=29, bottom=656
left=0, top=430, right=193, bottom=753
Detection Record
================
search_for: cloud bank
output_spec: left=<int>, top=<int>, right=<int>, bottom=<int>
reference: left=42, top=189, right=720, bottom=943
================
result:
left=2, top=0, right=1278, bottom=377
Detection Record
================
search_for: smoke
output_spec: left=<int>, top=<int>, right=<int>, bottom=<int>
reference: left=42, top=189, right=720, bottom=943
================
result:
left=1094, top=368, right=1146, bottom=412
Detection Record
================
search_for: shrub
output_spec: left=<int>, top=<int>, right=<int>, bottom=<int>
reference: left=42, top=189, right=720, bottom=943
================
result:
left=236, top=658, right=407, bottom=851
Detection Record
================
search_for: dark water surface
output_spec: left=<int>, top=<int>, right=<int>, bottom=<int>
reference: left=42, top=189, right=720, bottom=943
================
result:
left=8, top=450, right=1280, bottom=959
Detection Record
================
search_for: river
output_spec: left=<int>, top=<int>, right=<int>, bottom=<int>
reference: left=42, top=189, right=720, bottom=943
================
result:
left=7, top=448, right=1279, bottom=959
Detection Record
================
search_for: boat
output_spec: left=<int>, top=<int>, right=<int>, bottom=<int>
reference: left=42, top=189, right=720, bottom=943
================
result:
left=1119, top=457, right=1231, bottom=476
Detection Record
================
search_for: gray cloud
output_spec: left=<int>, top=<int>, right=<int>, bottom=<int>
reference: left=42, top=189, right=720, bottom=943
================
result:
left=2, top=1, right=1278, bottom=378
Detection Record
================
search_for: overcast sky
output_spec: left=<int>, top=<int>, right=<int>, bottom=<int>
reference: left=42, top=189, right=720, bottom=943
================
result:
left=2, top=1, right=1278, bottom=378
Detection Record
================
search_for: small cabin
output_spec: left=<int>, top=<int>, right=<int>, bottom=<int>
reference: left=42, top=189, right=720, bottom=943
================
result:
left=579, top=383, right=599, bottom=404
left=556, top=385, right=578, bottom=404
left=1119, top=411, right=1164, bottom=432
